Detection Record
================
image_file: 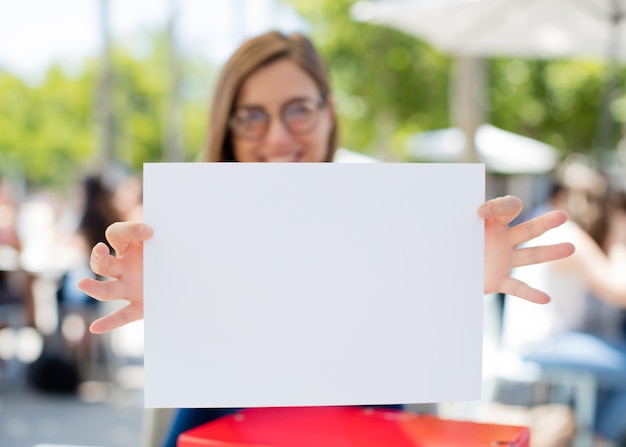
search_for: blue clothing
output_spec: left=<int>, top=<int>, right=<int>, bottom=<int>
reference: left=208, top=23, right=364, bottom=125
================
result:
left=504, top=202, right=626, bottom=444
left=523, top=332, right=626, bottom=442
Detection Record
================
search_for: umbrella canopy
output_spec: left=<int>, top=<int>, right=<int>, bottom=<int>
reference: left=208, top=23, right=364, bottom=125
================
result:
left=352, top=0, right=626, bottom=61
left=353, top=0, right=626, bottom=163
left=406, top=124, right=558, bottom=174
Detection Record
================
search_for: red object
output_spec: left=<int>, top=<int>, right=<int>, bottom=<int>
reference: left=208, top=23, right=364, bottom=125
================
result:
left=177, top=407, right=530, bottom=447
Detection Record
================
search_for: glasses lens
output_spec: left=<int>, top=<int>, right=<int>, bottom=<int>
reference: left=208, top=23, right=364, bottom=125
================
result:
left=230, top=98, right=324, bottom=139
left=283, top=99, right=319, bottom=135
left=230, top=108, right=268, bottom=139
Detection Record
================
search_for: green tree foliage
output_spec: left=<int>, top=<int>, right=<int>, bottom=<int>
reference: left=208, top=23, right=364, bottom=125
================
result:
left=2, top=5, right=623, bottom=189
left=489, top=58, right=617, bottom=155
left=0, top=32, right=213, bottom=189
left=285, top=0, right=625, bottom=161
left=108, top=34, right=212, bottom=169
left=285, top=0, right=451, bottom=160
left=0, top=67, right=94, bottom=186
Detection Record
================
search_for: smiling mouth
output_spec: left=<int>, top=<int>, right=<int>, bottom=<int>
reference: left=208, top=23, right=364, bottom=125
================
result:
left=263, top=151, right=304, bottom=162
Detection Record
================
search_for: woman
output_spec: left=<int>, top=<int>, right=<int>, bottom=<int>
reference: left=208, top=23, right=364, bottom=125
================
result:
left=502, top=158, right=626, bottom=444
left=77, top=31, right=574, bottom=446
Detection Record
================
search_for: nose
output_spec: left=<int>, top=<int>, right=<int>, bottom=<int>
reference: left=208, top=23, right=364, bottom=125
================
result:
left=262, top=116, right=294, bottom=150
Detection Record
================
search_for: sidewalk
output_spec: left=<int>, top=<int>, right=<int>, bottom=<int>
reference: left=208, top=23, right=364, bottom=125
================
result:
left=0, top=381, right=144, bottom=447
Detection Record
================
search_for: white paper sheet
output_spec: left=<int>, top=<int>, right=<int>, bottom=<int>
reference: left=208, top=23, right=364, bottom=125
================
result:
left=143, top=162, right=485, bottom=408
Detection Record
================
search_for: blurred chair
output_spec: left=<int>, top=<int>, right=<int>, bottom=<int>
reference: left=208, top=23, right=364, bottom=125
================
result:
left=482, top=294, right=596, bottom=447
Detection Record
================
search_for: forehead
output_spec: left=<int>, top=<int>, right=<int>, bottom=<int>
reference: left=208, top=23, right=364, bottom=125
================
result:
left=236, top=59, right=320, bottom=106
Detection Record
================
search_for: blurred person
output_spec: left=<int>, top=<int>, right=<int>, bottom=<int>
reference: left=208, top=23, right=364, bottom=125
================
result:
left=586, top=186, right=626, bottom=341
left=77, top=31, right=575, bottom=446
left=57, top=175, right=121, bottom=311
left=76, top=176, right=123, bottom=253
left=53, top=175, right=121, bottom=378
left=502, top=156, right=626, bottom=445
left=0, top=179, right=22, bottom=305
left=0, top=179, right=21, bottom=251
left=0, top=178, right=35, bottom=327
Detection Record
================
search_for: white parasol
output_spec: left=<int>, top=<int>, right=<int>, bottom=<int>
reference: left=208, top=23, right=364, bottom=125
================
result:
left=352, top=0, right=626, bottom=162
left=406, top=124, right=558, bottom=174
left=352, top=0, right=626, bottom=61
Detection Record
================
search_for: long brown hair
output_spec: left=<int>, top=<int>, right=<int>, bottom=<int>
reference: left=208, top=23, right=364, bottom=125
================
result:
left=203, top=31, right=338, bottom=162
left=555, top=155, right=610, bottom=247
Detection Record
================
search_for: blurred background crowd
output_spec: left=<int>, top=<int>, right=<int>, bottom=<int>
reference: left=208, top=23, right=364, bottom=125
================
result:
left=2, top=0, right=626, bottom=447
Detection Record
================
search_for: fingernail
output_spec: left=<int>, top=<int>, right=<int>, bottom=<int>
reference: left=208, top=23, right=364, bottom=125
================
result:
left=94, top=244, right=105, bottom=261
left=477, top=203, right=489, bottom=218
left=139, top=224, right=153, bottom=238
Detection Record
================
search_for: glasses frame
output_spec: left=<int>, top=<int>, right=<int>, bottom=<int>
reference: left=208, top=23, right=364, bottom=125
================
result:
left=228, top=96, right=327, bottom=141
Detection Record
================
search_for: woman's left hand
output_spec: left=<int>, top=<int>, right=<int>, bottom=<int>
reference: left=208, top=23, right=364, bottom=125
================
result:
left=479, top=195, right=575, bottom=303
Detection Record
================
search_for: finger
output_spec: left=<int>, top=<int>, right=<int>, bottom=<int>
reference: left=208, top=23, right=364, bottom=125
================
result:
left=498, top=277, right=551, bottom=304
left=512, top=242, right=575, bottom=268
left=77, top=277, right=128, bottom=302
left=105, top=222, right=153, bottom=255
left=477, top=195, right=523, bottom=225
left=89, top=242, right=124, bottom=279
left=89, top=304, right=143, bottom=334
left=508, top=210, right=568, bottom=246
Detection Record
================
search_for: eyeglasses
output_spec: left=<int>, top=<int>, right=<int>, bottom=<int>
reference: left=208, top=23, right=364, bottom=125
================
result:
left=229, top=97, right=326, bottom=140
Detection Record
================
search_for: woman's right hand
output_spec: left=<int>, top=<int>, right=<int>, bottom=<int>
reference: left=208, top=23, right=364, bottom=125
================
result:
left=77, top=222, right=153, bottom=334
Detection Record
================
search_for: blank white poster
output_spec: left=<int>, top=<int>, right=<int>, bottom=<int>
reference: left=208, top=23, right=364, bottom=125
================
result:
left=143, top=163, right=485, bottom=408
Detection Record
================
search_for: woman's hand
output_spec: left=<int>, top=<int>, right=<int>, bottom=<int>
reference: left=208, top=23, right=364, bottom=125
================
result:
left=77, top=222, right=152, bottom=334
left=79, top=196, right=574, bottom=333
left=479, top=195, right=575, bottom=303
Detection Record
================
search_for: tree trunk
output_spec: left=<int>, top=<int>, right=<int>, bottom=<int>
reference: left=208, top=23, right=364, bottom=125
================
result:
left=450, top=56, right=486, bottom=163
left=163, top=0, right=185, bottom=162
left=95, top=0, right=114, bottom=174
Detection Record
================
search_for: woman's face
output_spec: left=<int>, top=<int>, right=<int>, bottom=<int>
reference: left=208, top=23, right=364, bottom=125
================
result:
left=230, top=59, right=333, bottom=162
